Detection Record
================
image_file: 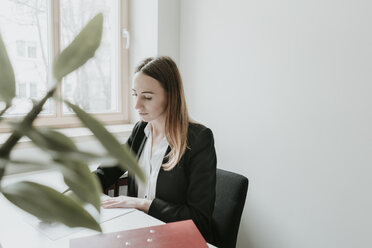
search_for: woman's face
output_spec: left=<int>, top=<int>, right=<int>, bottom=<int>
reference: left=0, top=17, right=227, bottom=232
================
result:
left=132, top=72, right=167, bottom=123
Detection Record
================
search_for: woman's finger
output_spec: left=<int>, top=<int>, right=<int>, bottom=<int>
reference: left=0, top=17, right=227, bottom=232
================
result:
left=102, top=201, right=121, bottom=208
left=101, top=199, right=115, bottom=204
left=102, top=203, right=116, bottom=208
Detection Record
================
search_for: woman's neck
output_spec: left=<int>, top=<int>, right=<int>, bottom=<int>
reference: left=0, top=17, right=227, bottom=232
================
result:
left=149, top=119, right=166, bottom=139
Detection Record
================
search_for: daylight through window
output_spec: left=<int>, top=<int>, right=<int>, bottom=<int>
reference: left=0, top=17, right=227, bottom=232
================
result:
left=0, top=0, right=129, bottom=130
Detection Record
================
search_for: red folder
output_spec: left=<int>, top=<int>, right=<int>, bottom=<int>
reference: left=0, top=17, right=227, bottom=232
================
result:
left=70, top=220, right=208, bottom=248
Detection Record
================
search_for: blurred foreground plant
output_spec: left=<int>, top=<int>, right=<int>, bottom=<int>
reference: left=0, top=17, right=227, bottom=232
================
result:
left=0, top=13, right=144, bottom=232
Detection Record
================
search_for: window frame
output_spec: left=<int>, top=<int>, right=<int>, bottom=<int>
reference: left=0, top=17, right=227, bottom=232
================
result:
left=0, top=0, right=130, bottom=132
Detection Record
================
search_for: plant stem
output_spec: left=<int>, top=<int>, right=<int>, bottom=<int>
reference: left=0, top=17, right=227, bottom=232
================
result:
left=0, top=105, right=11, bottom=120
left=0, top=86, right=57, bottom=181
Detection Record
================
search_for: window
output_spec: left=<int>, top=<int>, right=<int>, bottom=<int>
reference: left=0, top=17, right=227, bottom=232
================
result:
left=16, top=40, right=26, bottom=57
left=27, top=43, right=37, bottom=58
left=30, top=82, right=37, bottom=98
left=18, top=83, right=27, bottom=98
left=16, top=40, right=37, bottom=59
left=0, top=0, right=129, bottom=131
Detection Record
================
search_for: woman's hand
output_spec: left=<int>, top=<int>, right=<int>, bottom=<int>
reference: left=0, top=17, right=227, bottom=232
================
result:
left=101, top=195, right=152, bottom=213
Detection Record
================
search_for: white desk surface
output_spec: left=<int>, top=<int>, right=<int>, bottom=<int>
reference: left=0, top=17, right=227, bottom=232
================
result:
left=0, top=170, right=216, bottom=248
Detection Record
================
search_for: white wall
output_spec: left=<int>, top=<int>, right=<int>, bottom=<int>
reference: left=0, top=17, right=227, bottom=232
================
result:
left=128, top=0, right=158, bottom=122
left=158, top=0, right=180, bottom=63
left=129, top=0, right=180, bottom=122
left=180, top=0, right=372, bottom=247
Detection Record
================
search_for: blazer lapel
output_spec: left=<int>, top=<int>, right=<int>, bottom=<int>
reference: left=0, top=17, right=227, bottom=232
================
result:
left=137, top=135, right=147, bottom=159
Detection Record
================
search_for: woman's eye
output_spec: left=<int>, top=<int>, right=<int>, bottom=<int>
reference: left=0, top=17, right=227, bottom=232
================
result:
left=144, top=96, right=152, bottom=100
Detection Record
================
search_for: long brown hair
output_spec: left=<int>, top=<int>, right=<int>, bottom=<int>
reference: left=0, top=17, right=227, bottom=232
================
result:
left=135, top=56, right=189, bottom=170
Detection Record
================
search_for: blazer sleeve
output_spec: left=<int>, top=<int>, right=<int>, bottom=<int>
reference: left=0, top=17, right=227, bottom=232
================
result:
left=148, top=127, right=217, bottom=242
left=94, top=122, right=141, bottom=190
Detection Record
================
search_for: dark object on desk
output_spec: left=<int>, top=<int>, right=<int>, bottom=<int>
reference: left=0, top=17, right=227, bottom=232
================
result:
left=104, top=176, right=128, bottom=197
left=212, top=169, right=249, bottom=248
left=70, top=219, right=208, bottom=248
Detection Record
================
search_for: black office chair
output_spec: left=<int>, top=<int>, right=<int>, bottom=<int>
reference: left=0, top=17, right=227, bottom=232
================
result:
left=212, top=169, right=249, bottom=248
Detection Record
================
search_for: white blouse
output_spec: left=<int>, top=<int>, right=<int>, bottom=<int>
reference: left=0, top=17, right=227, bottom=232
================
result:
left=136, top=123, right=169, bottom=200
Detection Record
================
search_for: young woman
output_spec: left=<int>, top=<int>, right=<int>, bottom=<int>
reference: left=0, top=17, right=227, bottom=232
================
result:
left=94, top=56, right=216, bottom=243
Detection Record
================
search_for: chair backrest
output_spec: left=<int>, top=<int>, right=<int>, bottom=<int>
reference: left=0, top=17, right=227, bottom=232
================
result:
left=212, top=169, right=249, bottom=248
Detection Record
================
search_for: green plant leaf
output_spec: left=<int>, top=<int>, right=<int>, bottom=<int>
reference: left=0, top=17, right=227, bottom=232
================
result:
left=65, top=101, right=146, bottom=182
left=0, top=34, right=16, bottom=105
left=27, top=127, right=78, bottom=152
left=11, top=123, right=111, bottom=163
left=4, top=157, right=102, bottom=211
left=9, top=125, right=102, bottom=210
left=0, top=158, right=7, bottom=170
left=51, top=150, right=110, bottom=163
left=2, top=181, right=101, bottom=232
left=53, top=13, right=103, bottom=82
left=55, top=160, right=102, bottom=211
left=2, top=158, right=48, bottom=171
left=10, top=124, right=79, bottom=154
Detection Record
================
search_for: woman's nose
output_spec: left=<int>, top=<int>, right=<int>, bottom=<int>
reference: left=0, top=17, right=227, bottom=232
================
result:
left=134, top=98, right=142, bottom=110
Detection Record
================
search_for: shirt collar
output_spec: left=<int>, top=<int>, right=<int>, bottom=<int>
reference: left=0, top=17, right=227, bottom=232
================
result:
left=144, top=122, right=151, bottom=138
left=143, top=122, right=168, bottom=145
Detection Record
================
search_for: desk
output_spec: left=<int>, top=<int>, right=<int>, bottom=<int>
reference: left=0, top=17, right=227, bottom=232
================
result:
left=0, top=170, right=216, bottom=248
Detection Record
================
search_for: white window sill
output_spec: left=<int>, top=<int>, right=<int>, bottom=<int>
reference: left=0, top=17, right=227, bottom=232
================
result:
left=0, top=123, right=134, bottom=149
left=2, top=124, right=135, bottom=175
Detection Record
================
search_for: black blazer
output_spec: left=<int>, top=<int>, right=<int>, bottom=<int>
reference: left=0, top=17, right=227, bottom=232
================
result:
left=95, top=121, right=217, bottom=243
